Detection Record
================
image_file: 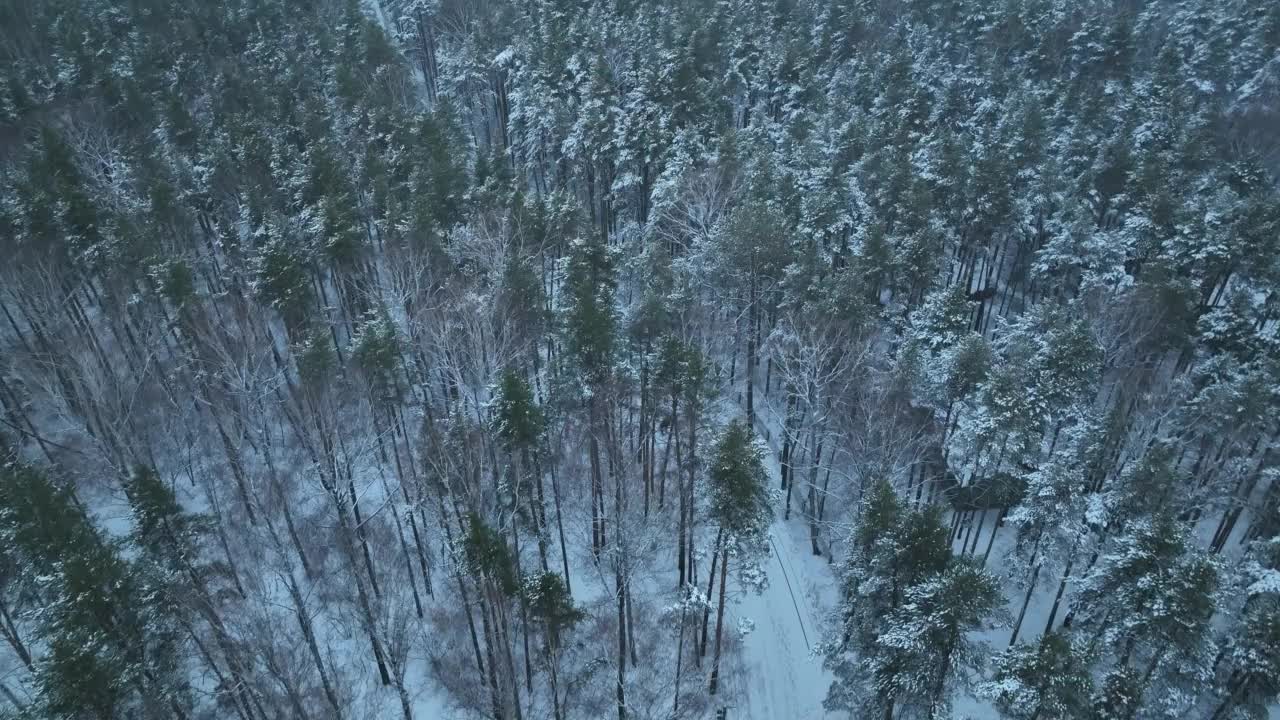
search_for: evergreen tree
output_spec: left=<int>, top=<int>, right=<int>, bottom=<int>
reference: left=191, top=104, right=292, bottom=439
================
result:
left=707, top=420, right=771, bottom=696
left=980, top=632, right=1095, bottom=720
left=123, top=467, right=261, bottom=720
left=524, top=571, right=582, bottom=720
left=1, top=0, right=1278, bottom=717
left=0, top=464, right=190, bottom=720
left=1210, top=535, right=1280, bottom=720
left=563, top=234, right=616, bottom=388
left=876, top=558, right=1000, bottom=720
left=824, top=481, right=961, bottom=719
left=1074, top=513, right=1219, bottom=718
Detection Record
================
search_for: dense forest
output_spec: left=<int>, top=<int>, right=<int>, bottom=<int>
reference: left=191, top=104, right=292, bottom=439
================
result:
left=1, top=0, right=1279, bottom=718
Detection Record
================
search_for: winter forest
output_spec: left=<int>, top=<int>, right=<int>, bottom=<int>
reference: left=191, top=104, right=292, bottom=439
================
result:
left=1, top=0, right=1279, bottom=718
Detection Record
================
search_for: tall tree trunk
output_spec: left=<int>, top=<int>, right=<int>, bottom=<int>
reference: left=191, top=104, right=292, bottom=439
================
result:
left=746, top=279, right=757, bottom=428
left=610, top=398, right=628, bottom=720
left=510, top=500, right=534, bottom=693
left=807, top=425, right=825, bottom=556
left=284, top=571, right=344, bottom=718
left=780, top=392, right=797, bottom=490
left=625, top=586, right=638, bottom=668
left=477, top=594, right=506, bottom=720
left=640, top=357, right=651, bottom=517
left=0, top=599, right=32, bottom=671
left=496, top=594, right=524, bottom=720
left=548, top=638, right=564, bottom=720
left=437, top=497, right=489, bottom=682
left=1042, top=530, right=1085, bottom=635
left=546, top=453, right=572, bottom=595
left=699, top=528, right=724, bottom=661
left=967, top=508, right=987, bottom=556
left=708, top=543, right=730, bottom=696
left=616, top=561, right=627, bottom=720
left=378, top=461, right=424, bottom=618
left=981, top=507, right=1006, bottom=565
left=673, top=590, right=689, bottom=715
left=590, top=415, right=605, bottom=560
left=392, top=409, right=435, bottom=595
left=685, top=393, right=699, bottom=591
left=674, top=393, right=686, bottom=587
left=1009, top=559, right=1042, bottom=647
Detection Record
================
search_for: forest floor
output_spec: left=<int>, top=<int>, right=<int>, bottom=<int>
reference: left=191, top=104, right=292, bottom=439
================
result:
left=723, top=465, right=838, bottom=720
left=737, top=390, right=1004, bottom=720
left=698, top=396, right=836, bottom=720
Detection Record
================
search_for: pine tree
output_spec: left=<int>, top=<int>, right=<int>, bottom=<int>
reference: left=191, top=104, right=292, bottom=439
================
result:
left=0, top=463, right=190, bottom=720
left=824, top=481, right=958, bottom=719
left=495, top=369, right=544, bottom=451
left=524, top=571, right=582, bottom=720
left=1073, top=513, right=1219, bottom=718
left=704, top=194, right=791, bottom=427
left=2, top=0, right=1279, bottom=718
left=1210, top=535, right=1280, bottom=720
left=980, top=632, right=1095, bottom=720
left=123, top=466, right=270, bottom=720
left=876, top=558, right=999, bottom=720
left=707, top=420, right=771, bottom=696
left=564, top=234, right=616, bottom=388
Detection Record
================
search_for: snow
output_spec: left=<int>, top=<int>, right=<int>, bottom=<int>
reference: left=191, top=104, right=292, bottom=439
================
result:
left=722, top=397, right=1021, bottom=720
left=724, top=387, right=1018, bottom=720
left=698, top=398, right=838, bottom=719
left=493, top=47, right=516, bottom=67
left=726, top=508, right=837, bottom=720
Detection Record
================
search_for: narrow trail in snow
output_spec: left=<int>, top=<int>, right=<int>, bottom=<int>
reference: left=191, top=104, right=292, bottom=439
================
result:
left=768, top=534, right=811, bottom=651
left=716, top=403, right=836, bottom=719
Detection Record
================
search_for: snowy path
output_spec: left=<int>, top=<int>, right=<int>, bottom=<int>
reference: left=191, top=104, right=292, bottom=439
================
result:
left=720, top=411, right=837, bottom=720
left=728, top=515, right=835, bottom=720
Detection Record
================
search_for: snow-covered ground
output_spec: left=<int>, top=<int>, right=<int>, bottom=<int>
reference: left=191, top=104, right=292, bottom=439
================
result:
left=732, top=389, right=1003, bottom=720
left=687, top=393, right=837, bottom=720
left=726, top=503, right=837, bottom=720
